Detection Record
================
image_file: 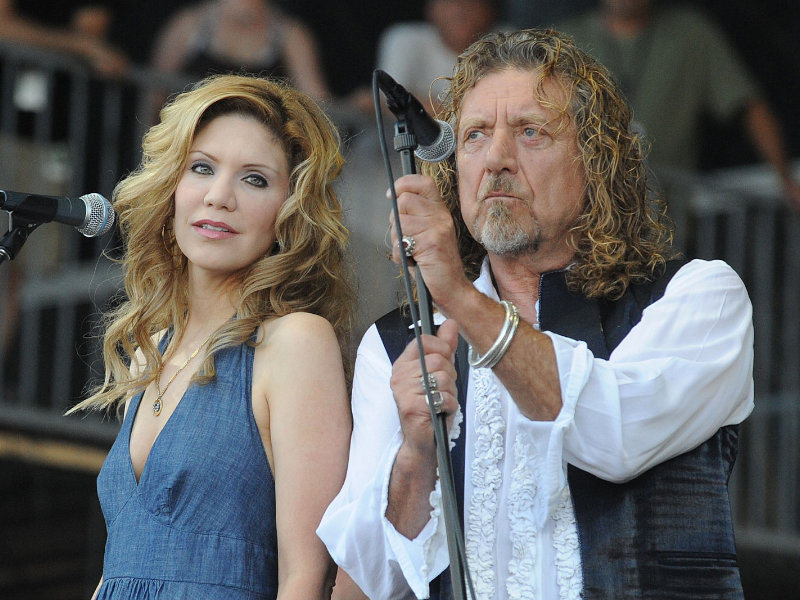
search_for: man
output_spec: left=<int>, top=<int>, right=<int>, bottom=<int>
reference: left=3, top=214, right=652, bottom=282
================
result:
left=558, top=0, right=800, bottom=209
left=0, top=0, right=128, bottom=75
left=319, top=29, right=753, bottom=598
left=374, top=0, right=501, bottom=113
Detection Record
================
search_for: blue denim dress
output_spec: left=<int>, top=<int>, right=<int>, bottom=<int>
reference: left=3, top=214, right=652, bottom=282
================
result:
left=95, top=337, right=278, bottom=599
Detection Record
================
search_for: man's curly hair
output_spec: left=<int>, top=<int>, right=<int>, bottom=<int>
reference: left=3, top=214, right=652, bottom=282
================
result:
left=423, top=28, right=676, bottom=300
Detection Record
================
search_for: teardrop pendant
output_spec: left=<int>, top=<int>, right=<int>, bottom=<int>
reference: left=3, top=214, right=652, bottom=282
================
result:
left=150, top=330, right=214, bottom=417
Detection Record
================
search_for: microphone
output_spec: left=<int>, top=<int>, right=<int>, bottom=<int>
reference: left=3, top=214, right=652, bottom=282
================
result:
left=375, top=70, right=455, bottom=163
left=1, top=190, right=115, bottom=237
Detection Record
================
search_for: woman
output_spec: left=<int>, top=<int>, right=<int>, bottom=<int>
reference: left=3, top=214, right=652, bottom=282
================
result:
left=71, top=74, right=354, bottom=599
left=152, top=0, right=331, bottom=102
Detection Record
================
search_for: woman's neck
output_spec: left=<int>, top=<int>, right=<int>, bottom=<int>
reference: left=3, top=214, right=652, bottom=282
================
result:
left=184, top=273, right=239, bottom=334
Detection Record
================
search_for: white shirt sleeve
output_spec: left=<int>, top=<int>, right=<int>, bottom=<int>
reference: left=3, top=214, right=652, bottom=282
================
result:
left=317, top=324, right=449, bottom=599
left=538, top=259, right=754, bottom=505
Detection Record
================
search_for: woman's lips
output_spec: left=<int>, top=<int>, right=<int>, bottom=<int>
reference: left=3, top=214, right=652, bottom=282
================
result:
left=193, top=220, right=237, bottom=239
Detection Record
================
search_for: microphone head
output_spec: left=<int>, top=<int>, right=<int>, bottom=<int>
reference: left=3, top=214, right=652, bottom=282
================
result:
left=414, top=119, right=455, bottom=163
left=78, top=193, right=115, bottom=237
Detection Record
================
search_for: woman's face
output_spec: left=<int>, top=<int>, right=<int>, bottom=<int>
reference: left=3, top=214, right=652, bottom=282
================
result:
left=220, top=0, right=268, bottom=22
left=173, top=113, right=290, bottom=282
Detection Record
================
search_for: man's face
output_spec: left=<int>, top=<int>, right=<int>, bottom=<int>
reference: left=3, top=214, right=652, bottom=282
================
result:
left=428, top=0, right=495, bottom=53
left=602, top=0, right=652, bottom=19
left=455, top=69, right=586, bottom=268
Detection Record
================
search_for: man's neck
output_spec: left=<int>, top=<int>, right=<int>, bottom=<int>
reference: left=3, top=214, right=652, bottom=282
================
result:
left=487, top=253, right=572, bottom=325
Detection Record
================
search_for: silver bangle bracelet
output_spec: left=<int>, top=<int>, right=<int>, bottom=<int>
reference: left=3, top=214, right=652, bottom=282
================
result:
left=468, top=300, right=520, bottom=369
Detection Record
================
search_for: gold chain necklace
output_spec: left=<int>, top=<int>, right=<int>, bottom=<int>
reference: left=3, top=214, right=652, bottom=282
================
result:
left=152, top=333, right=213, bottom=416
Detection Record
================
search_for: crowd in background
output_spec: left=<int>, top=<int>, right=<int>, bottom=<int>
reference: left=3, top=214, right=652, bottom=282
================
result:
left=1, top=0, right=799, bottom=174
left=2, top=0, right=800, bottom=371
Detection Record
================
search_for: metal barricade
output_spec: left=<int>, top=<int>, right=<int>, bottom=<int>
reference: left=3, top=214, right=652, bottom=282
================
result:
left=0, top=41, right=191, bottom=443
left=662, top=164, right=800, bottom=558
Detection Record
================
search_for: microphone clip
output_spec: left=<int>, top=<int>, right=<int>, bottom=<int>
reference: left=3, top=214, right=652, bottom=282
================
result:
left=0, top=214, right=41, bottom=265
left=375, top=69, right=455, bottom=163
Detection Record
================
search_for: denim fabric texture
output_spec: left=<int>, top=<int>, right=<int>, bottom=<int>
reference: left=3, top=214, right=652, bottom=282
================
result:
left=95, top=334, right=278, bottom=599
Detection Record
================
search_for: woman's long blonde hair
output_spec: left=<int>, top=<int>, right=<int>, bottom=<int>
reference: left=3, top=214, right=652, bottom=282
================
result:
left=72, top=74, right=354, bottom=415
left=424, top=28, right=676, bottom=299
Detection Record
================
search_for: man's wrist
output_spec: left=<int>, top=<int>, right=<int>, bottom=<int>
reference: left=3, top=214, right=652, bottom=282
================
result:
left=386, top=442, right=439, bottom=538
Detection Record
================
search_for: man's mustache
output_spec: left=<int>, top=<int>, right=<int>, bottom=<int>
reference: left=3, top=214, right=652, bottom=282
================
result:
left=480, top=174, right=521, bottom=201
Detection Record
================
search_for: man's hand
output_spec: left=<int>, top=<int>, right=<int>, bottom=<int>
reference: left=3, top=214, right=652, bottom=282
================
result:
left=389, top=174, right=473, bottom=313
left=386, top=319, right=460, bottom=538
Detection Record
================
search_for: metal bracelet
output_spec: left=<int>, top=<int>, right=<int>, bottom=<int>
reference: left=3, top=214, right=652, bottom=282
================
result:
left=467, top=300, right=520, bottom=369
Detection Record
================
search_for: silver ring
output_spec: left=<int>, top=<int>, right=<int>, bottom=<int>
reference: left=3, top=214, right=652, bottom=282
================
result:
left=420, top=373, right=438, bottom=393
left=401, top=235, right=416, bottom=257
left=427, top=390, right=444, bottom=413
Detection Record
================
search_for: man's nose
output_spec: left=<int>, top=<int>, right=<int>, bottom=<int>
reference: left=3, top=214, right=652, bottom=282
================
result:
left=485, top=129, right=517, bottom=174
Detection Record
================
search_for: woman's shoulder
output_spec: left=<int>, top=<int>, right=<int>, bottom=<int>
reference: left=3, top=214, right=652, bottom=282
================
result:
left=252, top=313, right=345, bottom=400
left=261, top=310, right=334, bottom=334
left=257, top=312, right=338, bottom=358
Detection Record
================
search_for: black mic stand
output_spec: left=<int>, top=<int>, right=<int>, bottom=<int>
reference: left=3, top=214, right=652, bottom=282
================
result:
left=386, top=110, right=472, bottom=600
left=392, top=119, right=436, bottom=332
left=0, top=213, right=40, bottom=266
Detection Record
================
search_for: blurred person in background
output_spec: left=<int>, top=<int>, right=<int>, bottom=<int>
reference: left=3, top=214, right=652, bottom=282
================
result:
left=362, top=0, right=503, bottom=115
left=151, top=0, right=331, bottom=102
left=0, top=0, right=127, bottom=75
left=558, top=0, right=800, bottom=211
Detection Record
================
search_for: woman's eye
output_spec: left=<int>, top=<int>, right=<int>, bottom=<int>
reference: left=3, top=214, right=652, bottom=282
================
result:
left=523, top=127, right=540, bottom=138
left=244, top=174, right=268, bottom=188
left=190, top=162, right=213, bottom=175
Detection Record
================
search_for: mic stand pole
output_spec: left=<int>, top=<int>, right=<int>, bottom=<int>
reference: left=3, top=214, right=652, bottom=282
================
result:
left=0, top=215, right=40, bottom=266
left=392, top=118, right=469, bottom=600
left=392, top=119, right=435, bottom=332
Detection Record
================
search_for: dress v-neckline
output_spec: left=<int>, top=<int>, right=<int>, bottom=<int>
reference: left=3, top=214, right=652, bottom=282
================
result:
left=127, top=328, right=191, bottom=486
left=127, top=383, right=195, bottom=486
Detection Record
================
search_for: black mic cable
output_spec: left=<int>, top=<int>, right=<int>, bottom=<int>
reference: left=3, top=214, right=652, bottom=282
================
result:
left=372, top=69, right=474, bottom=600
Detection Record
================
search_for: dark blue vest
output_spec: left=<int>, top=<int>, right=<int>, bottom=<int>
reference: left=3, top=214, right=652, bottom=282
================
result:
left=376, top=260, right=743, bottom=598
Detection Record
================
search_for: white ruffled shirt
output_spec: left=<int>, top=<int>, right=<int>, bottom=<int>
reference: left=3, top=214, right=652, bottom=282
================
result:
left=318, top=258, right=754, bottom=599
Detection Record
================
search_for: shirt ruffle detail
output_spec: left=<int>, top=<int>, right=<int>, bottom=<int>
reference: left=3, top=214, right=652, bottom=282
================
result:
left=466, top=366, right=505, bottom=598
left=506, top=435, right=538, bottom=599
left=449, top=405, right=463, bottom=450
left=421, top=407, right=464, bottom=584
left=552, top=488, right=583, bottom=599
left=420, top=477, right=443, bottom=585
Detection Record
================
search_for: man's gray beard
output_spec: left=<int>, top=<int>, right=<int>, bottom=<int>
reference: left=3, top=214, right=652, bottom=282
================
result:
left=475, top=201, right=538, bottom=255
